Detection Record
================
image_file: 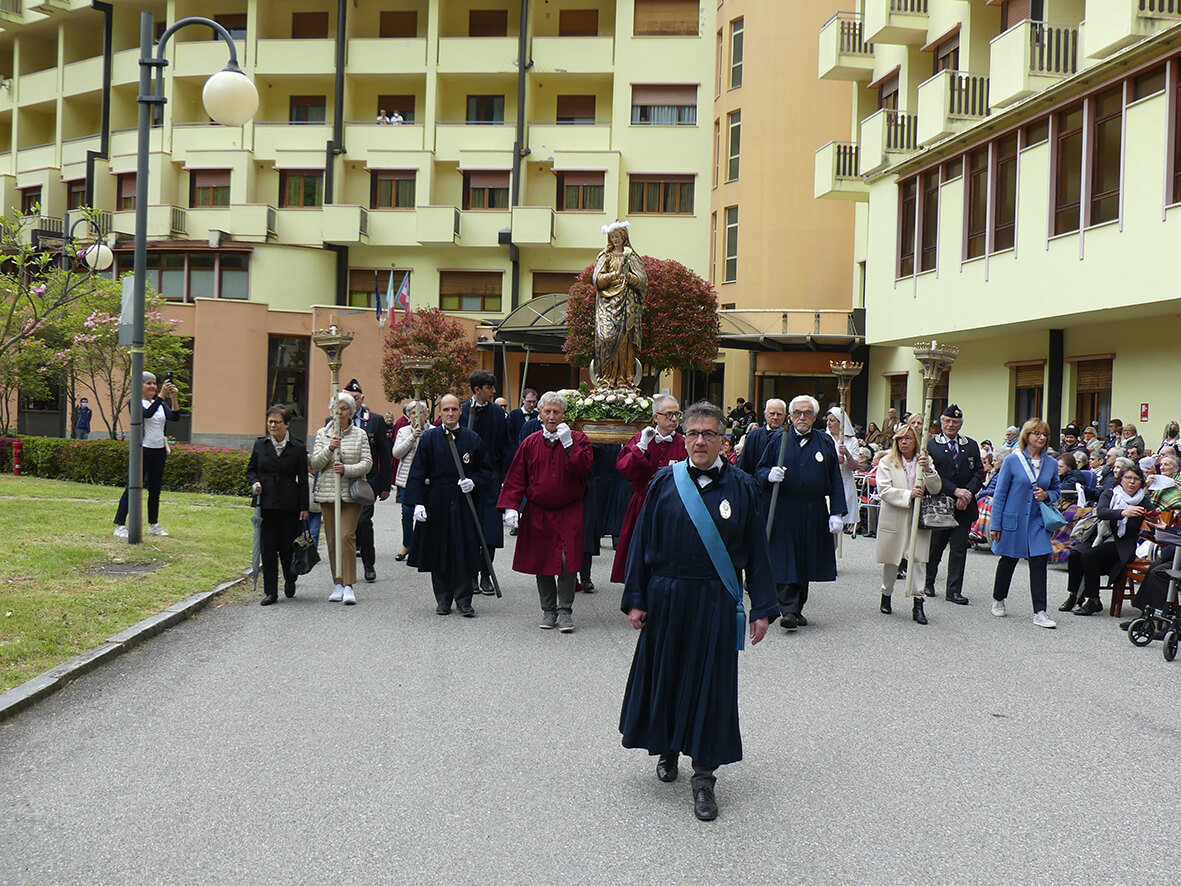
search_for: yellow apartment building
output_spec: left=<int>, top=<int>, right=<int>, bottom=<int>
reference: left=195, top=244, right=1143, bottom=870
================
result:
left=815, top=0, right=1181, bottom=445
left=710, top=0, right=862, bottom=415
left=5, top=0, right=716, bottom=446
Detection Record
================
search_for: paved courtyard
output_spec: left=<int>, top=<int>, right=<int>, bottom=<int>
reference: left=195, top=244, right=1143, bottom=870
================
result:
left=2, top=507, right=1179, bottom=885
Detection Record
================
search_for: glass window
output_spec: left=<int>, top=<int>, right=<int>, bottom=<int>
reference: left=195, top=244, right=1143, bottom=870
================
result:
left=919, top=170, right=939, bottom=272
left=966, top=147, right=988, bottom=257
left=20, top=187, right=40, bottom=215
left=556, top=173, right=605, bottom=211
left=631, top=85, right=698, bottom=125
left=730, top=19, right=743, bottom=89
left=279, top=170, right=323, bottom=208
left=1024, top=118, right=1049, bottom=146
left=118, top=174, right=136, bottom=211
left=1054, top=103, right=1083, bottom=234
left=993, top=134, right=1018, bottom=251
left=1090, top=87, right=1122, bottom=226
left=439, top=271, right=502, bottom=312
left=724, top=206, right=738, bottom=283
left=727, top=111, right=740, bottom=181
left=66, top=180, right=86, bottom=211
left=628, top=177, right=694, bottom=214
left=466, top=95, right=505, bottom=123
left=188, top=253, right=216, bottom=300
left=267, top=335, right=309, bottom=441
left=220, top=253, right=249, bottom=299
left=289, top=95, right=326, bottom=123
left=898, top=178, right=917, bottom=277
left=189, top=169, right=231, bottom=208
left=371, top=171, right=416, bottom=209
left=463, top=172, right=510, bottom=210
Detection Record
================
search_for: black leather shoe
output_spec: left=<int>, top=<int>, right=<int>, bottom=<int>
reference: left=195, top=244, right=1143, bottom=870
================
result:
left=260, top=594, right=277, bottom=606
left=435, top=605, right=451, bottom=616
left=1073, top=597, right=1103, bottom=616
left=1119, top=620, right=1132, bottom=631
left=459, top=606, right=476, bottom=618
left=284, top=580, right=296, bottom=598
left=364, top=566, right=377, bottom=583
left=780, top=613, right=800, bottom=630
left=581, top=578, right=596, bottom=593
left=479, top=577, right=495, bottom=595
left=946, top=592, right=969, bottom=605
left=923, top=587, right=935, bottom=597
left=880, top=594, right=892, bottom=615
left=913, top=598, right=928, bottom=625
left=896, top=568, right=907, bottom=580
left=394, top=548, right=409, bottom=562
left=656, top=754, right=679, bottom=783
left=795, top=614, right=808, bottom=626
left=1058, top=594, right=1078, bottom=612
left=693, top=787, right=718, bottom=821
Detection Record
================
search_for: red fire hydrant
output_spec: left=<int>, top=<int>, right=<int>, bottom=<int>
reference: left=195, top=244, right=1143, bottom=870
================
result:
left=12, top=439, right=22, bottom=476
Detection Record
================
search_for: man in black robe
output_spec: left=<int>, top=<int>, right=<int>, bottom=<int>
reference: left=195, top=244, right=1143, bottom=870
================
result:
left=460, top=370, right=509, bottom=593
left=620, top=401, right=776, bottom=822
left=405, top=394, right=492, bottom=617
left=341, top=379, right=392, bottom=583
left=507, top=388, right=539, bottom=449
left=757, top=394, right=845, bottom=630
left=735, top=397, right=786, bottom=478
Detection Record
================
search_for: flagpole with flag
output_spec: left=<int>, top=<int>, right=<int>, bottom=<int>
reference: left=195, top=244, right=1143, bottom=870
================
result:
left=394, top=270, right=411, bottom=313
left=374, top=270, right=383, bottom=325
left=380, top=268, right=395, bottom=328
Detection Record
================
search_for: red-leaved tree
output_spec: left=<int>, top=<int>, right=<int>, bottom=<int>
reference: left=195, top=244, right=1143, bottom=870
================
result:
left=564, top=256, right=719, bottom=376
left=382, top=308, right=477, bottom=416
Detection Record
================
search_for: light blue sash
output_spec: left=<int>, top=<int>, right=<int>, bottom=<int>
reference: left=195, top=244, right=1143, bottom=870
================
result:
left=671, top=461, right=746, bottom=651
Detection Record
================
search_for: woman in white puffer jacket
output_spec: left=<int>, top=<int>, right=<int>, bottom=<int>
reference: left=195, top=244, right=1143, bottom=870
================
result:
left=310, top=392, right=372, bottom=605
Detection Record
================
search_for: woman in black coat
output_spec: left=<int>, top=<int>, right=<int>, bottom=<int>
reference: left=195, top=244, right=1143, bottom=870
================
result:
left=1059, top=466, right=1148, bottom=615
left=246, top=404, right=310, bottom=606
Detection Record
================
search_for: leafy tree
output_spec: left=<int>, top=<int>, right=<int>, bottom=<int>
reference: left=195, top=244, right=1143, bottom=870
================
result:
left=381, top=307, right=477, bottom=417
left=564, top=256, right=719, bottom=376
left=51, top=274, right=191, bottom=439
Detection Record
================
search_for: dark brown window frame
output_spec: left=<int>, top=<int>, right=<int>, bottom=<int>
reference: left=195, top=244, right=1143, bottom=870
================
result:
left=993, top=133, right=1019, bottom=252
left=965, top=146, right=989, bottom=259
left=278, top=169, right=324, bottom=208
left=1089, top=85, right=1123, bottom=227
left=370, top=170, right=416, bottom=209
left=897, top=178, right=916, bottom=277
left=919, top=169, right=939, bottom=272
left=628, top=175, right=695, bottom=214
left=1053, top=102, right=1084, bottom=235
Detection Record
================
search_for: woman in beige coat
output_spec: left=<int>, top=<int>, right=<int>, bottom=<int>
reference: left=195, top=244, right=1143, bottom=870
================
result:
left=875, top=425, right=942, bottom=624
left=310, top=392, right=373, bottom=605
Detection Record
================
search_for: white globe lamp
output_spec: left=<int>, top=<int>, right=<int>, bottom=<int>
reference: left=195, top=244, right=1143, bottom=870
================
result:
left=202, top=67, right=258, bottom=126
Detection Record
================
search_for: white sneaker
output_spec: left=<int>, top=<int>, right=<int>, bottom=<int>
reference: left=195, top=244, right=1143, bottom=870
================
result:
left=342, top=586, right=356, bottom=606
left=147, top=524, right=169, bottom=537
left=329, top=584, right=344, bottom=602
left=113, top=525, right=129, bottom=539
left=991, top=599, right=1006, bottom=617
left=1033, top=611, right=1057, bottom=629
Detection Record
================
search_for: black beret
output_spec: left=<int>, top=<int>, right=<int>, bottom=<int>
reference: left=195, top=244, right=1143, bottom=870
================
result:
left=942, top=404, right=963, bottom=419
left=343, top=379, right=363, bottom=393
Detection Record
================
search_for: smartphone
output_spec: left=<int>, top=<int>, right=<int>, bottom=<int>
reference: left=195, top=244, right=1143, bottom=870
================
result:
left=163, top=372, right=173, bottom=383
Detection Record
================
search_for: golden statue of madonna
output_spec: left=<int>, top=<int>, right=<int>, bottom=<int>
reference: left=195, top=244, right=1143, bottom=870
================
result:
left=592, top=220, right=647, bottom=390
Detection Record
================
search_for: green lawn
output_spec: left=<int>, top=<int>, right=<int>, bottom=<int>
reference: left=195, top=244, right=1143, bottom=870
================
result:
left=0, top=474, right=254, bottom=692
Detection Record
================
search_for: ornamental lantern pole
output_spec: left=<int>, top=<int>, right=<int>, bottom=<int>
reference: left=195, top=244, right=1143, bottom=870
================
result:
left=830, top=359, right=864, bottom=557
left=904, top=340, right=959, bottom=596
left=312, top=326, right=355, bottom=582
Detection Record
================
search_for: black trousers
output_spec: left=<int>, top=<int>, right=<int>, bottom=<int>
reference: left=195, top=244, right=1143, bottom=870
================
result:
left=777, top=582, right=810, bottom=616
left=260, top=509, right=300, bottom=597
left=993, top=554, right=1048, bottom=613
left=1133, top=557, right=1180, bottom=612
left=355, top=502, right=376, bottom=567
left=1066, top=541, right=1123, bottom=600
left=114, top=446, right=167, bottom=525
left=432, top=571, right=475, bottom=611
left=925, top=514, right=972, bottom=597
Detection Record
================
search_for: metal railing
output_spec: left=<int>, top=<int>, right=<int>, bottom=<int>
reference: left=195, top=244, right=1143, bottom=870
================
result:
left=1141, top=0, right=1181, bottom=16
left=947, top=72, right=990, bottom=118
left=834, top=142, right=860, bottom=178
left=453, top=208, right=461, bottom=237
left=830, top=11, right=873, bottom=55
left=266, top=205, right=277, bottom=238
left=0, top=0, right=20, bottom=15
left=885, top=110, right=918, bottom=151
left=890, top=0, right=928, bottom=13
left=358, top=207, right=368, bottom=237
left=1030, top=23, right=1079, bottom=75
left=170, top=206, right=186, bottom=236
left=34, top=215, right=63, bottom=235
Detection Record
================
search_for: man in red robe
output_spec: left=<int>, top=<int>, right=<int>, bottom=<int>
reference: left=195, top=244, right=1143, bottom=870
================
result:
left=497, top=391, right=594, bottom=633
left=611, top=394, right=687, bottom=583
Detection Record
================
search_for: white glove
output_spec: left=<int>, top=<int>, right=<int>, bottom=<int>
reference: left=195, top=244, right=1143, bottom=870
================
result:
left=768, top=465, right=786, bottom=483
left=638, top=426, right=656, bottom=451
left=252, top=482, right=262, bottom=495
left=458, top=477, right=475, bottom=494
left=413, top=505, right=427, bottom=523
left=504, top=508, right=519, bottom=529
left=828, top=515, right=843, bottom=534
left=556, top=422, right=573, bottom=448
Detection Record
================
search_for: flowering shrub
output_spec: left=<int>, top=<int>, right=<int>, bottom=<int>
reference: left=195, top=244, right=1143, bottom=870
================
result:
left=382, top=308, right=477, bottom=414
left=564, top=256, right=720, bottom=375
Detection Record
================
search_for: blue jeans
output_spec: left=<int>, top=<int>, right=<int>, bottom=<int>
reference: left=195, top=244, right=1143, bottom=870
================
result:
left=307, top=512, right=322, bottom=548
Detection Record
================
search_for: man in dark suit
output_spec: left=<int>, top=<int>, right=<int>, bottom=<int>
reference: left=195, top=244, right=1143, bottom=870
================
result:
left=507, top=388, right=539, bottom=446
left=735, top=398, right=786, bottom=477
left=342, top=379, right=393, bottom=583
left=924, top=404, right=985, bottom=604
left=460, top=370, right=509, bottom=594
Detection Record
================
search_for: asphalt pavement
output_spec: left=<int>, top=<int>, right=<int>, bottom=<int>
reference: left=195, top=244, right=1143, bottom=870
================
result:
left=2, top=507, right=1179, bottom=886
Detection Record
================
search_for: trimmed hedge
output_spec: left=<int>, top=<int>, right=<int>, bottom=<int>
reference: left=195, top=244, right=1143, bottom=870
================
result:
left=0, top=436, right=250, bottom=496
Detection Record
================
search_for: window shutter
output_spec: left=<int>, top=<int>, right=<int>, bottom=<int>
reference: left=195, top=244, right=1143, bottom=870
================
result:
left=556, top=95, right=596, bottom=119
left=559, top=9, right=598, bottom=36
left=889, top=375, right=908, bottom=401
left=192, top=169, right=231, bottom=188
left=1076, top=359, right=1112, bottom=393
left=1014, top=364, right=1044, bottom=388
left=379, top=11, right=417, bottom=38
left=467, top=171, right=510, bottom=189
left=292, top=12, right=329, bottom=39
left=440, top=271, right=502, bottom=299
left=558, top=171, right=603, bottom=187
left=532, top=271, right=579, bottom=297
left=469, top=9, right=508, bottom=37
left=378, top=95, right=416, bottom=118
left=634, top=0, right=699, bottom=36
left=631, top=84, right=698, bottom=105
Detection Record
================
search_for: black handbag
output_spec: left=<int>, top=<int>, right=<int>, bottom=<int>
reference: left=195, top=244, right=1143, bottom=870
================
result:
left=919, top=493, right=959, bottom=530
left=290, top=521, right=321, bottom=575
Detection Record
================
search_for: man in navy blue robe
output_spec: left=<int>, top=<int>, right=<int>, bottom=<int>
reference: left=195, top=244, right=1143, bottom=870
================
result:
left=405, top=394, right=493, bottom=616
left=460, top=370, right=509, bottom=594
left=620, top=401, right=777, bottom=822
left=756, top=394, right=846, bottom=630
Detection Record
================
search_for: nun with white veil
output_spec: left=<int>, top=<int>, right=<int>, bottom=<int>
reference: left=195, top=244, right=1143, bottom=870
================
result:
left=826, top=406, right=861, bottom=530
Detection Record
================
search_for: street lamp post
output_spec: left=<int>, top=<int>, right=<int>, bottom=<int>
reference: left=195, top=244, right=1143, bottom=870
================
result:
left=311, top=326, right=356, bottom=580
left=125, top=11, right=258, bottom=544
left=830, top=359, right=864, bottom=557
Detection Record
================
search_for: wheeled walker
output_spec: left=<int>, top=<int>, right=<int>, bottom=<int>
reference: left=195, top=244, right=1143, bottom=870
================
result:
left=1125, top=529, right=1181, bottom=660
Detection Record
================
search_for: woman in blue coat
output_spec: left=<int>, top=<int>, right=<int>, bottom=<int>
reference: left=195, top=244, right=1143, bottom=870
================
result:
left=988, top=418, right=1061, bottom=628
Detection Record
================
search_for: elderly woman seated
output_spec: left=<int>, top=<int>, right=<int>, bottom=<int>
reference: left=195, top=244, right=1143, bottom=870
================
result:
left=1058, top=454, right=1098, bottom=506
